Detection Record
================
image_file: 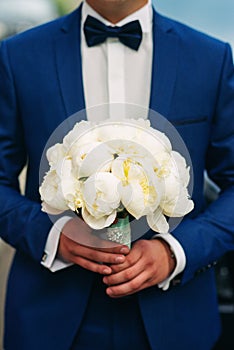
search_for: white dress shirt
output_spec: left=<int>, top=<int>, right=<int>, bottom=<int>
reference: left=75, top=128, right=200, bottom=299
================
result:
left=82, top=0, right=153, bottom=120
left=41, top=0, right=186, bottom=290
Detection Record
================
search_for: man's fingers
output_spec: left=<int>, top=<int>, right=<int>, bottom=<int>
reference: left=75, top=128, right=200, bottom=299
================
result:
left=105, top=272, right=151, bottom=298
left=70, top=243, right=127, bottom=265
left=103, top=260, right=144, bottom=286
left=72, top=255, right=112, bottom=275
left=59, top=232, right=129, bottom=273
left=93, top=237, right=130, bottom=254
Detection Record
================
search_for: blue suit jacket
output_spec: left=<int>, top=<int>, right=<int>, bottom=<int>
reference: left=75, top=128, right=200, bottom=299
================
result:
left=0, top=5, right=234, bottom=350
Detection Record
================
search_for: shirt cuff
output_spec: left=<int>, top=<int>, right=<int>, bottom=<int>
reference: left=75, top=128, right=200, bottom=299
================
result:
left=41, top=216, right=73, bottom=272
left=152, top=232, right=186, bottom=291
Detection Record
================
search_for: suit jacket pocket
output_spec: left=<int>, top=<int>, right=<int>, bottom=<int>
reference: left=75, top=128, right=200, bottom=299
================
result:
left=171, top=116, right=208, bottom=126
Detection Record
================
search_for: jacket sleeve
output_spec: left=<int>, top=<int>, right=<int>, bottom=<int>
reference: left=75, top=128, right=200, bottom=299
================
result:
left=172, top=43, right=234, bottom=285
left=0, top=40, right=53, bottom=263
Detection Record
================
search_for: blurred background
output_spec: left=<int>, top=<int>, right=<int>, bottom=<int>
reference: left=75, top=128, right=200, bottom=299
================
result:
left=0, top=0, right=233, bottom=349
left=155, top=0, right=234, bottom=50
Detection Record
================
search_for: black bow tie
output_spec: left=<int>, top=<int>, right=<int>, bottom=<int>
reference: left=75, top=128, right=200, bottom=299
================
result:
left=83, top=15, right=142, bottom=51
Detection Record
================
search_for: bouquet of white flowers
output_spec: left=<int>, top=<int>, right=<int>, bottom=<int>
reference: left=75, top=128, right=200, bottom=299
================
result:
left=39, top=119, right=194, bottom=247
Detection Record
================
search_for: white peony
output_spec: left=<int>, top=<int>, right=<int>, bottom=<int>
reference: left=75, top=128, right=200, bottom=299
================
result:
left=40, top=169, right=68, bottom=214
left=40, top=157, right=83, bottom=214
left=137, top=128, right=172, bottom=160
left=81, top=172, right=121, bottom=229
left=70, top=141, right=114, bottom=179
left=170, top=150, right=190, bottom=187
left=158, top=150, right=194, bottom=217
left=46, top=143, right=66, bottom=169
left=112, top=155, right=161, bottom=219
left=95, top=121, right=141, bottom=143
left=146, top=207, right=170, bottom=234
left=59, top=157, right=83, bottom=212
left=63, top=120, right=98, bottom=150
left=40, top=118, right=194, bottom=237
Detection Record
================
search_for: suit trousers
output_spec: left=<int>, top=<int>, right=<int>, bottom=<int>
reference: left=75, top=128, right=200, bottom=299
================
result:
left=70, top=274, right=151, bottom=350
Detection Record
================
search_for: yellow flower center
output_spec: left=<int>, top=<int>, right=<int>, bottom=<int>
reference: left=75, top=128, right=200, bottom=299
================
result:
left=123, top=159, right=131, bottom=179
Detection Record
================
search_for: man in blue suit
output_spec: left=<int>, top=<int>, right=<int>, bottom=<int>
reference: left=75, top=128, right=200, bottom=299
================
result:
left=0, top=0, right=234, bottom=349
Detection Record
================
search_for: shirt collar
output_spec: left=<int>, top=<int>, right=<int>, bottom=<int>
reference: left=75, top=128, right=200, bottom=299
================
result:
left=82, top=0, right=153, bottom=33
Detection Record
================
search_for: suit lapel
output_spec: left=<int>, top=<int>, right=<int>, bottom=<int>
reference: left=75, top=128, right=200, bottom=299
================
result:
left=54, top=5, right=85, bottom=120
left=54, top=6, right=179, bottom=124
left=149, top=10, right=179, bottom=124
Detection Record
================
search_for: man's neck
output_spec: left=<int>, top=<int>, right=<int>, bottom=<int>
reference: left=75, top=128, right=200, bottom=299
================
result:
left=85, top=0, right=148, bottom=24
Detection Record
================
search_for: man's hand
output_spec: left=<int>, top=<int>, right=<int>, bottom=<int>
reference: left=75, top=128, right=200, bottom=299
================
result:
left=58, top=217, right=130, bottom=275
left=103, top=239, right=176, bottom=298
